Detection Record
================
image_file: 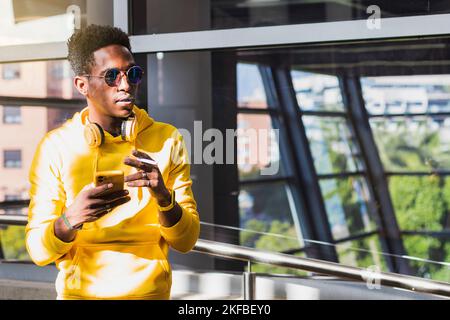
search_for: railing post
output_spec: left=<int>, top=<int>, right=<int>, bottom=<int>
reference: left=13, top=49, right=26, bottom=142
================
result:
left=243, top=261, right=256, bottom=300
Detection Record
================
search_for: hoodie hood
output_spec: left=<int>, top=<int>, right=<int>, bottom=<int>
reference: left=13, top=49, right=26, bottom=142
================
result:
left=132, top=105, right=155, bottom=134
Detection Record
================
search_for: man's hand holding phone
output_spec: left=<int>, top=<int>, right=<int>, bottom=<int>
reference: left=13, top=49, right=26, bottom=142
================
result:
left=54, top=171, right=130, bottom=242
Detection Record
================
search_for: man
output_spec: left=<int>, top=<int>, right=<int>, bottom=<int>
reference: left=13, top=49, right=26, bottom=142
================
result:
left=25, top=25, right=200, bottom=300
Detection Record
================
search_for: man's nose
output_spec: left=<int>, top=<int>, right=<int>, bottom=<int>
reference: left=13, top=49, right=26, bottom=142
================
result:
left=117, top=72, right=131, bottom=91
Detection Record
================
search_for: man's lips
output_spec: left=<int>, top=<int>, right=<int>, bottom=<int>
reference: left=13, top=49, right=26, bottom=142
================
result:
left=115, top=97, right=134, bottom=103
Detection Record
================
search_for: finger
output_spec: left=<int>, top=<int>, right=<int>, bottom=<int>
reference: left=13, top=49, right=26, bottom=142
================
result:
left=132, top=149, right=155, bottom=161
left=110, top=195, right=131, bottom=208
left=124, top=171, right=149, bottom=182
left=90, top=196, right=131, bottom=216
left=82, top=182, right=95, bottom=191
left=96, top=196, right=131, bottom=214
left=88, top=183, right=113, bottom=198
left=124, top=157, right=156, bottom=172
left=96, top=189, right=129, bottom=201
left=88, top=193, right=130, bottom=209
left=126, top=179, right=154, bottom=188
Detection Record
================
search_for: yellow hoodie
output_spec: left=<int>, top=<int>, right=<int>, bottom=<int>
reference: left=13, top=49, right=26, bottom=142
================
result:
left=26, top=106, right=200, bottom=300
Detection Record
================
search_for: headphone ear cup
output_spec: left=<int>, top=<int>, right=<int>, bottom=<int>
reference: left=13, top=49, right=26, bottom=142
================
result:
left=121, top=115, right=137, bottom=142
left=84, top=123, right=105, bottom=147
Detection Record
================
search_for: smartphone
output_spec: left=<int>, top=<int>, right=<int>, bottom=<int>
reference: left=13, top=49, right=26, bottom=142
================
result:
left=94, top=170, right=124, bottom=195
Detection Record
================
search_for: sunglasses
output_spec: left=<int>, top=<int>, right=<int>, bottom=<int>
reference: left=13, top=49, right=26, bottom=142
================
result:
left=83, top=65, right=144, bottom=87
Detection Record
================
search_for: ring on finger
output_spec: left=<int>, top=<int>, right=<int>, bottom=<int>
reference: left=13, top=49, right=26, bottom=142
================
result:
left=142, top=171, right=147, bottom=179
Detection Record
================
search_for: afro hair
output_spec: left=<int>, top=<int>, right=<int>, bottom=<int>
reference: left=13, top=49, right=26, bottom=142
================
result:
left=67, top=24, right=131, bottom=75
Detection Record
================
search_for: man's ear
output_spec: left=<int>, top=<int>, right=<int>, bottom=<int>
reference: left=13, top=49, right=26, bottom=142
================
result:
left=74, top=76, right=88, bottom=97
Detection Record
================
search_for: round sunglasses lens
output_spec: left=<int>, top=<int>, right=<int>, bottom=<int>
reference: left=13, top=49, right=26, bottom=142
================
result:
left=128, top=66, right=143, bottom=84
left=105, top=69, right=120, bottom=86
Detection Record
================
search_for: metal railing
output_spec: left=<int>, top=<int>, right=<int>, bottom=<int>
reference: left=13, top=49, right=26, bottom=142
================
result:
left=1, top=214, right=450, bottom=299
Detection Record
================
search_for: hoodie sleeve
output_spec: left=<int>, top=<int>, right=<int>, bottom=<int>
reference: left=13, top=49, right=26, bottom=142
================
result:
left=25, top=135, right=73, bottom=266
left=160, top=130, right=200, bottom=253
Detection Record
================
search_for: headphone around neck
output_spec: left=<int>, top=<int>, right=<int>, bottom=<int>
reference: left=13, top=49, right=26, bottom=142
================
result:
left=84, top=113, right=137, bottom=148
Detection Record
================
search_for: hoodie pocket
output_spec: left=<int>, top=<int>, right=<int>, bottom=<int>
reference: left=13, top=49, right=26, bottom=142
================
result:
left=60, top=242, right=170, bottom=299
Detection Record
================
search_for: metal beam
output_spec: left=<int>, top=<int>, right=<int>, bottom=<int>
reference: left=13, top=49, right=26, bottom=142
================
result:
left=369, top=112, right=450, bottom=118
left=211, top=51, right=242, bottom=272
left=272, top=66, right=339, bottom=262
left=130, top=13, right=450, bottom=53
left=0, top=42, right=67, bottom=63
left=258, top=65, right=308, bottom=254
left=3, top=13, right=450, bottom=63
left=0, top=96, right=85, bottom=109
left=341, top=75, right=412, bottom=275
left=386, top=171, right=450, bottom=176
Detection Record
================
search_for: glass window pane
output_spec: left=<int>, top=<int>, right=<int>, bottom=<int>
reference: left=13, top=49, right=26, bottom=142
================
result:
left=237, top=113, right=284, bottom=180
left=2, top=106, right=21, bottom=124
left=0, top=106, right=82, bottom=206
left=0, top=225, right=30, bottom=261
left=336, top=235, right=388, bottom=271
left=389, top=176, right=450, bottom=231
left=0, top=1, right=113, bottom=47
left=239, top=182, right=302, bottom=251
left=0, top=60, right=84, bottom=100
left=3, top=150, right=21, bottom=168
left=303, top=116, right=363, bottom=174
left=320, top=176, right=377, bottom=240
left=362, top=75, right=450, bottom=115
left=291, top=70, right=344, bottom=112
left=402, top=235, right=450, bottom=282
left=130, top=0, right=450, bottom=35
left=370, top=116, right=450, bottom=172
left=2, top=64, right=20, bottom=80
left=237, top=63, right=268, bottom=109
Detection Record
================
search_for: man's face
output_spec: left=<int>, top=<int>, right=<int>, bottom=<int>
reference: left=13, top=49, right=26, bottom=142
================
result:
left=85, top=44, right=139, bottom=118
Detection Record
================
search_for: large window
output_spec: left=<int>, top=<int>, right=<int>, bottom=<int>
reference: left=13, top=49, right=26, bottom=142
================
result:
left=138, top=38, right=450, bottom=280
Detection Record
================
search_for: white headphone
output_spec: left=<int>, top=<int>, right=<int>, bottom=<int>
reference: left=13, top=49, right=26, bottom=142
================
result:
left=84, top=113, right=137, bottom=147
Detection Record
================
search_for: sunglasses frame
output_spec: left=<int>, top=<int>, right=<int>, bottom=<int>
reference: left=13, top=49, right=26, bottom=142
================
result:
left=82, top=65, right=145, bottom=87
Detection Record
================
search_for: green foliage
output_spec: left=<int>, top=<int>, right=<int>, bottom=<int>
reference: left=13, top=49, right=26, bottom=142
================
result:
left=337, top=236, right=388, bottom=271
left=371, top=120, right=450, bottom=171
left=240, top=219, right=268, bottom=248
left=372, top=119, right=450, bottom=282
left=242, top=219, right=306, bottom=276
left=0, top=226, right=30, bottom=260
left=254, top=220, right=299, bottom=252
left=390, top=176, right=444, bottom=231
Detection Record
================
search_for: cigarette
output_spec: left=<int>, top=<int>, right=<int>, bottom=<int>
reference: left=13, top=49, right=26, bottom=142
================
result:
left=136, top=157, right=157, bottom=165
